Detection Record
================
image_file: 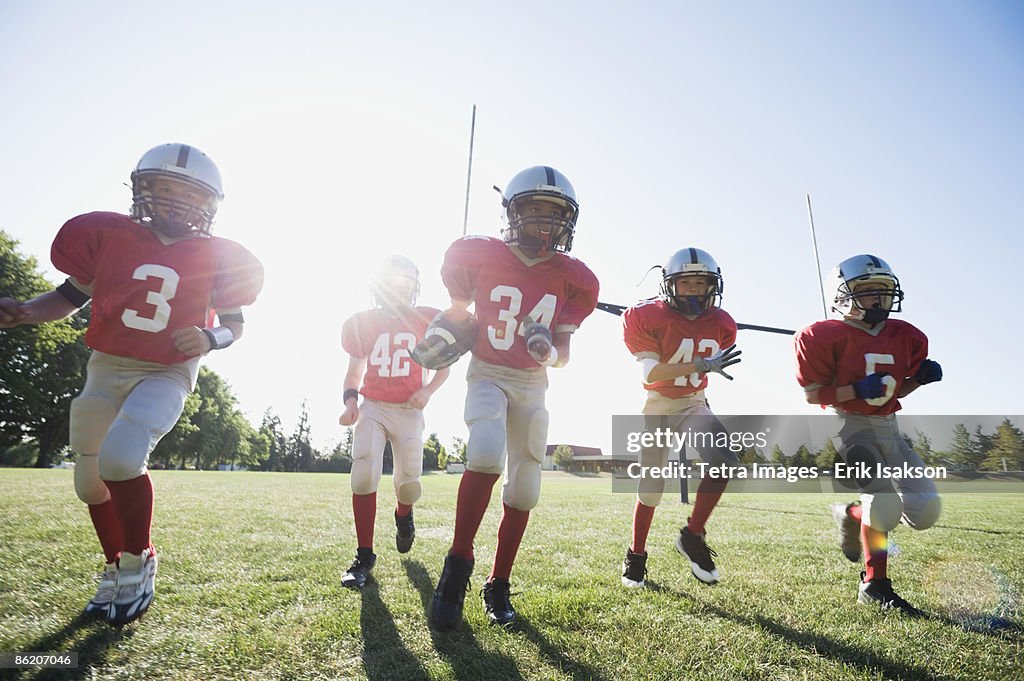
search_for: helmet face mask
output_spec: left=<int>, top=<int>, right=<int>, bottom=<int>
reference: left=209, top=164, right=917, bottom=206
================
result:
left=828, top=254, right=904, bottom=323
left=499, top=166, right=579, bottom=254
left=371, top=255, right=420, bottom=312
left=660, top=248, right=723, bottom=316
left=130, top=143, right=223, bottom=237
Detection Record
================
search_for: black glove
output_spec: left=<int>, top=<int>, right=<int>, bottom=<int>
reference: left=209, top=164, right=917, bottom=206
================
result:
left=914, top=359, right=942, bottom=385
left=852, top=373, right=887, bottom=399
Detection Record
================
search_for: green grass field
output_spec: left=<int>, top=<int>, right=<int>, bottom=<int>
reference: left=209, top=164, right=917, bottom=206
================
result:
left=1, top=469, right=1022, bottom=681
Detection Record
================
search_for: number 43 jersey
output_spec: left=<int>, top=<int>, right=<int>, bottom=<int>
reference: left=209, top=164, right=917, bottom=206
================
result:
left=51, top=212, right=264, bottom=366
left=441, top=236, right=600, bottom=369
left=342, top=306, right=441, bottom=403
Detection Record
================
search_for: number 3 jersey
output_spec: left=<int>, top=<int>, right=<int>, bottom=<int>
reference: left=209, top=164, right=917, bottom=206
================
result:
left=794, top=319, right=928, bottom=416
left=50, top=212, right=264, bottom=366
left=622, top=299, right=738, bottom=398
left=342, top=306, right=441, bottom=403
left=440, top=236, right=600, bottom=369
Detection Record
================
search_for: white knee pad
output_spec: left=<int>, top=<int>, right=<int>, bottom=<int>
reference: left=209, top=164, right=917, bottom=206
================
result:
left=97, top=419, right=154, bottom=481
left=396, top=480, right=422, bottom=506
left=98, top=378, right=185, bottom=481
left=861, top=492, right=903, bottom=532
left=351, top=458, right=381, bottom=496
left=637, top=482, right=666, bottom=508
left=70, top=395, right=118, bottom=456
left=467, top=420, right=507, bottom=474
left=504, top=460, right=542, bottom=511
left=74, top=454, right=110, bottom=505
left=903, top=493, right=942, bottom=530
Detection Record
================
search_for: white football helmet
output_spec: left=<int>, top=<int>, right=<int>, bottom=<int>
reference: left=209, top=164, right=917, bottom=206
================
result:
left=130, top=143, right=224, bottom=237
left=660, top=247, right=723, bottom=315
left=371, top=254, right=420, bottom=312
left=497, top=166, right=579, bottom=253
left=826, top=254, right=904, bottom=323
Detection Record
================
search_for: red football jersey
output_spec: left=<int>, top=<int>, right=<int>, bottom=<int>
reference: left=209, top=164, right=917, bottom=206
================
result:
left=622, top=299, right=738, bottom=398
left=794, top=319, right=928, bottom=415
left=51, top=212, right=264, bottom=365
left=441, top=236, right=599, bottom=369
left=342, top=306, right=441, bottom=403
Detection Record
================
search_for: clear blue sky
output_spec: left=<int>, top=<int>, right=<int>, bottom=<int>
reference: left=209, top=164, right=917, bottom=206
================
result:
left=2, top=1, right=1022, bottom=453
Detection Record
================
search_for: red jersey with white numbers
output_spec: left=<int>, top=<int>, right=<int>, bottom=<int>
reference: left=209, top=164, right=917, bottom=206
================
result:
left=623, top=298, right=737, bottom=398
left=794, top=318, right=928, bottom=415
left=441, top=236, right=599, bottom=369
left=50, top=212, right=263, bottom=365
left=342, top=306, right=440, bottom=403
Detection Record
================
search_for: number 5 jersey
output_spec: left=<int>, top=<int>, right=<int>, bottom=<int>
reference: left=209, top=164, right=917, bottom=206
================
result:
left=51, top=212, right=264, bottom=366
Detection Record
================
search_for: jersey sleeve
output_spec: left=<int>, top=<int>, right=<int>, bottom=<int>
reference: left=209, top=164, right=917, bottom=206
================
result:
left=212, top=239, right=264, bottom=311
left=50, top=213, right=108, bottom=285
left=622, top=304, right=661, bottom=357
left=555, top=261, right=600, bottom=333
left=719, top=310, right=738, bottom=348
left=904, top=324, right=929, bottom=378
left=341, top=313, right=370, bottom=357
left=440, top=236, right=493, bottom=301
left=794, top=323, right=837, bottom=388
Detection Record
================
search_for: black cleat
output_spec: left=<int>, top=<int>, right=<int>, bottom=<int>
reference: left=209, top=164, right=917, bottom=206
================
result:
left=431, top=553, right=474, bottom=632
left=676, top=523, right=720, bottom=585
left=395, top=510, right=415, bottom=554
left=341, top=548, right=376, bottom=590
left=858, top=572, right=923, bottom=617
left=482, top=578, right=516, bottom=626
left=830, top=501, right=862, bottom=562
left=621, top=548, right=648, bottom=588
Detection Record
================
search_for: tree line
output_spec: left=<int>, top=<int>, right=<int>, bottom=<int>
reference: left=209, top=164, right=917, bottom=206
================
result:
left=1, top=230, right=469, bottom=472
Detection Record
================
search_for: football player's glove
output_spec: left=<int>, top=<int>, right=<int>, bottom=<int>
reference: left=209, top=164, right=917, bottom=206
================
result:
left=852, top=373, right=888, bottom=399
left=693, top=344, right=742, bottom=380
left=411, top=312, right=479, bottom=370
left=914, top=359, right=942, bottom=385
left=523, top=317, right=553, bottom=364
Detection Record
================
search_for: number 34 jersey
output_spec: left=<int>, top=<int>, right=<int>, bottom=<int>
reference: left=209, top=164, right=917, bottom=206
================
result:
left=794, top=319, right=928, bottom=416
left=441, top=236, right=600, bottom=369
left=51, top=212, right=264, bottom=366
left=342, top=306, right=441, bottom=403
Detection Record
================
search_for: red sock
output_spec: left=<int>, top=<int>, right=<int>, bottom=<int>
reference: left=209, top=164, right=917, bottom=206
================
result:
left=630, top=500, right=656, bottom=554
left=352, top=492, right=377, bottom=550
left=88, top=500, right=124, bottom=564
left=490, top=504, right=530, bottom=581
left=862, top=523, right=888, bottom=581
left=396, top=502, right=412, bottom=517
left=104, top=473, right=154, bottom=555
left=450, top=470, right=500, bottom=561
left=687, top=477, right=727, bottom=535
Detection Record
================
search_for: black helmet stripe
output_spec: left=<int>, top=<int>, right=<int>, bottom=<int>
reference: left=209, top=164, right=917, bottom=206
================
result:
left=544, top=166, right=555, bottom=185
left=868, top=255, right=881, bottom=268
left=689, top=247, right=698, bottom=264
left=176, top=144, right=192, bottom=168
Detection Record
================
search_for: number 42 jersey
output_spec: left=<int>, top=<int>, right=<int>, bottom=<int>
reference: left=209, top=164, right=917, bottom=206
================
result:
left=51, top=212, right=264, bottom=366
left=342, top=306, right=441, bottom=403
left=440, top=236, right=600, bottom=369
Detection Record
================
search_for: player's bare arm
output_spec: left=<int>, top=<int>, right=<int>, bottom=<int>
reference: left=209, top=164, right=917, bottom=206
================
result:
left=339, top=355, right=368, bottom=426
left=407, top=366, right=450, bottom=409
left=0, top=287, right=85, bottom=329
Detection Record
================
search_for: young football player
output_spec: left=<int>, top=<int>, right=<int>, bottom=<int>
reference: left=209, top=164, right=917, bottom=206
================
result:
left=414, top=165, right=599, bottom=630
left=620, top=248, right=743, bottom=588
left=337, top=255, right=450, bottom=589
left=0, top=143, right=263, bottom=626
left=795, top=254, right=942, bottom=616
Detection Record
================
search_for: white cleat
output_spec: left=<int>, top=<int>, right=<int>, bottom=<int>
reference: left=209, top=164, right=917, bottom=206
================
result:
left=84, top=562, right=118, bottom=619
left=108, top=548, right=157, bottom=626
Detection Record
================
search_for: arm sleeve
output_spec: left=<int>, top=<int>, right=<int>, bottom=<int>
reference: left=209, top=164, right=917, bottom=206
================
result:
left=50, top=214, right=103, bottom=285
left=440, top=237, right=487, bottom=301
left=794, top=325, right=836, bottom=388
left=906, top=326, right=929, bottom=378
left=622, top=306, right=661, bottom=356
left=555, top=263, right=600, bottom=333
left=341, top=314, right=368, bottom=357
left=212, top=240, right=265, bottom=310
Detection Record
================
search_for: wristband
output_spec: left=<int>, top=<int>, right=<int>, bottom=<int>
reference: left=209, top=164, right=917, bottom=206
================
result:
left=202, top=326, right=235, bottom=350
left=816, top=385, right=838, bottom=405
left=343, top=389, right=360, bottom=404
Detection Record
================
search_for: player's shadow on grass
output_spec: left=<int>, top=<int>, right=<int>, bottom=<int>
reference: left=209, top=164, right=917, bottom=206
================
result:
left=359, top=581, right=429, bottom=681
left=514, top=616, right=611, bottom=681
left=663, top=587, right=952, bottom=681
left=403, top=559, right=525, bottom=681
left=9, top=612, right=127, bottom=681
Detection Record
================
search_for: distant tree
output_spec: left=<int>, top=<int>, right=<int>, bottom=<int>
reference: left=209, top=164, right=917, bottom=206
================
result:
left=947, top=423, right=979, bottom=469
left=258, top=410, right=288, bottom=471
left=423, top=432, right=444, bottom=471
left=973, top=424, right=994, bottom=462
left=815, top=438, right=839, bottom=470
left=739, top=447, right=765, bottom=465
left=981, top=419, right=1024, bottom=471
left=770, top=444, right=788, bottom=466
left=911, top=429, right=938, bottom=466
left=448, top=436, right=467, bottom=464
left=553, top=444, right=575, bottom=468
left=288, top=401, right=315, bottom=472
left=151, top=391, right=200, bottom=469
left=0, top=230, right=92, bottom=467
left=792, top=444, right=813, bottom=468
